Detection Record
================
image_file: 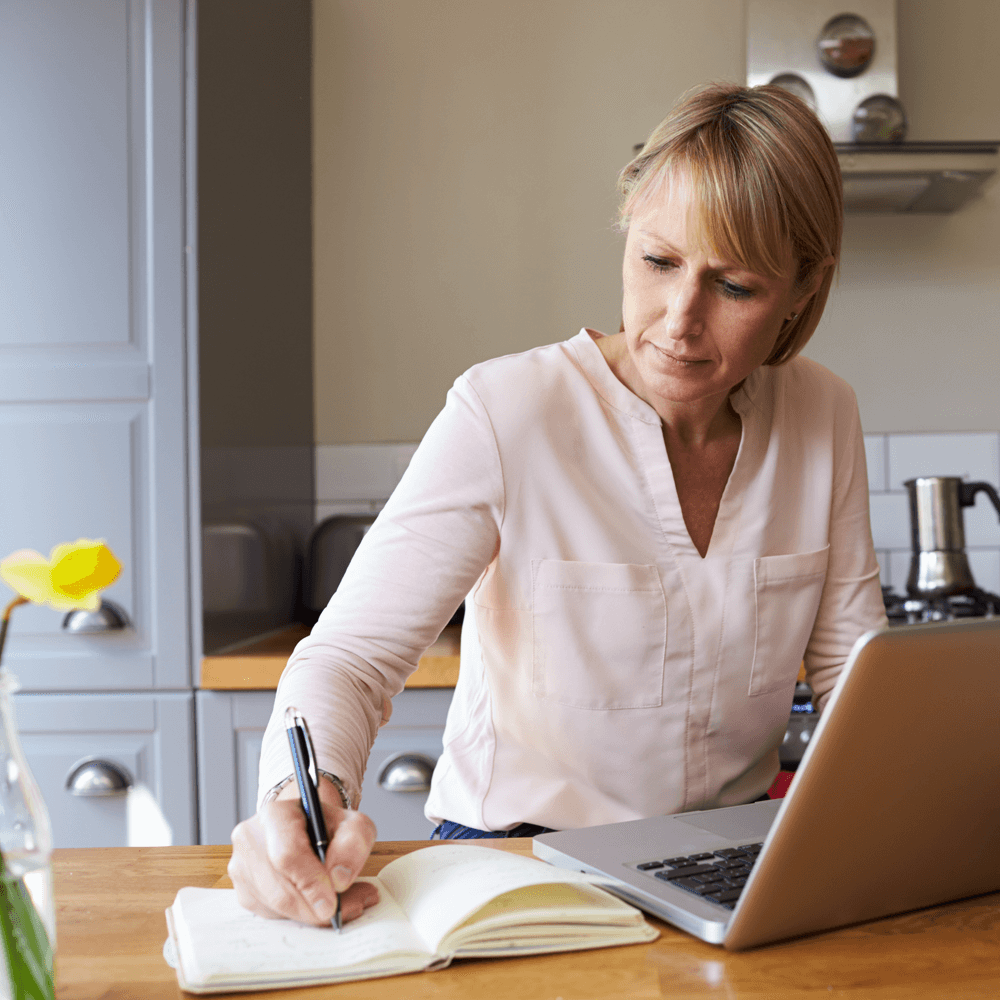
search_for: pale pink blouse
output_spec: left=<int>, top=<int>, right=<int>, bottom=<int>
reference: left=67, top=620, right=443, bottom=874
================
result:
left=257, top=330, right=887, bottom=830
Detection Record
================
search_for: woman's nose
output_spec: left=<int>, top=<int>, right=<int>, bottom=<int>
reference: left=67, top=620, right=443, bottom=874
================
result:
left=664, top=274, right=705, bottom=340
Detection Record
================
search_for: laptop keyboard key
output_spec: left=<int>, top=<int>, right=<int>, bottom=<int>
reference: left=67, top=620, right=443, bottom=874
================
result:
left=636, top=861, right=664, bottom=870
left=689, top=853, right=716, bottom=861
left=670, top=877, right=724, bottom=895
left=663, top=857, right=694, bottom=867
left=660, top=864, right=720, bottom=880
left=715, top=888, right=743, bottom=903
left=689, top=871, right=725, bottom=884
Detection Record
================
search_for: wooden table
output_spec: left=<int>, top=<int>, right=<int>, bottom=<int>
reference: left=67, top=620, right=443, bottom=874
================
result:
left=54, top=840, right=1000, bottom=999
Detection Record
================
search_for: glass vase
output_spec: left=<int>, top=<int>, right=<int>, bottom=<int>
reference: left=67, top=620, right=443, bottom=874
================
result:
left=0, top=670, right=55, bottom=1000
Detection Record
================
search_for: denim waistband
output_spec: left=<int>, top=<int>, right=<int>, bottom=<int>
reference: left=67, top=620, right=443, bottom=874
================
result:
left=430, top=820, right=557, bottom=840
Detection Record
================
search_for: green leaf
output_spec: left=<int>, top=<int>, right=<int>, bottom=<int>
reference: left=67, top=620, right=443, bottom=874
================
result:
left=0, top=850, right=54, bottom=1000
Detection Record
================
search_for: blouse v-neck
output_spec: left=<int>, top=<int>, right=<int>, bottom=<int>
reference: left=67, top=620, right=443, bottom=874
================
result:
left=571, top=328, right=761, bottom=561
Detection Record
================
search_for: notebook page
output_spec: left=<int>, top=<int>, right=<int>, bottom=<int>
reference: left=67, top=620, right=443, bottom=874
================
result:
left=377, top=844, right=616, bottom=954
left=170, top=879, right=429, bottom=988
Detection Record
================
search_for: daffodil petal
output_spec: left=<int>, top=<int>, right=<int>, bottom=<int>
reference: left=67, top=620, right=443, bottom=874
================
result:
left=50, top=540, right=121, bottom=600
left=0, top=550, right=59, bottom=605
left=47, top=591, right=102, bottom=613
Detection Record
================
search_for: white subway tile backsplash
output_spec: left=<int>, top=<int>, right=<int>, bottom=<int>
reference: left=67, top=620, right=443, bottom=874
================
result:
left=887, top=433, right=999, bottom=491
left=963, top=492, right=1000, bottom=547
left=874, top=549, right=890, bottom=587
left=863, top=435, right=887, bottom=492
left=967, top=549, right=1000, bottom=596
left=868, top=493, right=911, bottom=550
left=316, top=444, right=419, bottom=503
left=315, top=500, right=384, bottom=524
left=888, top=550, right=911, bottom=593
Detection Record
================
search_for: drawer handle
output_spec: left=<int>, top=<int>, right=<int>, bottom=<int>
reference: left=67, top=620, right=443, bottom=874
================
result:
left=377, top=753, right=436, bottom=793
left=61, top=600, right=131, bottom=633
left=65, top=759, right=133, bottom=796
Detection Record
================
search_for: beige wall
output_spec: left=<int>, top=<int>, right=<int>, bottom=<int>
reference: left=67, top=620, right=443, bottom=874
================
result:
left=312, top=0, right=999, bottom=444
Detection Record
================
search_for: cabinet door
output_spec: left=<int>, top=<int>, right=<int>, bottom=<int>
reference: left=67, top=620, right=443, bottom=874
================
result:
left=196, top=689, right=453, bottom=845
left=0, top=0, right=196, bottom=691
left=196, top=690, right=277, bottom=846
left=358, top=689, right=452, bottom=842
left=13, top=691, right=197, bottom=848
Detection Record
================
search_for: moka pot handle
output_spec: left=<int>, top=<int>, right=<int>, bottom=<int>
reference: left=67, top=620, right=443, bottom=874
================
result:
left=960, top=481, right=1000, bottom=523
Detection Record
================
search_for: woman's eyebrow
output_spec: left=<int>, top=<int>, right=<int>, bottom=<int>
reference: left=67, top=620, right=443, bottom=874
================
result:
left=635, top=231, right=678, bottom=252
left=637, top=234, right=756, bottom=276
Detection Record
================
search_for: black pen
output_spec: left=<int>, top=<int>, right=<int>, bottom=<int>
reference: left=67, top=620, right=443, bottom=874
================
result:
left=285, top=707, right=342, bottom=932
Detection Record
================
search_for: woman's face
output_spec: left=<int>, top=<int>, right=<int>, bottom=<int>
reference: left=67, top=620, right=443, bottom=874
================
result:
left=621, top=170, right=817, bottom=416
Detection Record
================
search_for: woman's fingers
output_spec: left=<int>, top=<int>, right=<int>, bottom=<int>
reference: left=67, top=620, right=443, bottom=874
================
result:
left=326, top=808, right=378, bottom=892
left=229, top=809, right=322, bottom=924
left=262, top=797, right=342, bottom=923
left=339, top=880, right=381, bottom=922
left=228, top=780, right=378, bottom=928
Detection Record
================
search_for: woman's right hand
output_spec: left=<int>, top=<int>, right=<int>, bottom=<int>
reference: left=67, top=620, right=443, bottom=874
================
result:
left=228, top=777, right=379, bottom=926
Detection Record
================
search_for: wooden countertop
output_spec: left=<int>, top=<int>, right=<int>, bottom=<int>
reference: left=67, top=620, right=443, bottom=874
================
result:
left=199, top=623, right=461, bottom=690
left=54, top=841, right=1000, bottom=999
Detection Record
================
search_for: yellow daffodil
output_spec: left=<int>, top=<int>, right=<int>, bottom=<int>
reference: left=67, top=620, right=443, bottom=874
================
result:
left=1, top=540, right=121, bottom=613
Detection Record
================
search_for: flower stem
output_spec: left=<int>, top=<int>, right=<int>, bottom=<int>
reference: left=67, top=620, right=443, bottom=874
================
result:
left=0, top=596, right=29, bottom=669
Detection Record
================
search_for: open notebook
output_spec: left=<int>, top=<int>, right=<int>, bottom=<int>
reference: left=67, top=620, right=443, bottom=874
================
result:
left=165, top=844, right=658, bottom=992
left=535, top=617, right=1000, bottom=950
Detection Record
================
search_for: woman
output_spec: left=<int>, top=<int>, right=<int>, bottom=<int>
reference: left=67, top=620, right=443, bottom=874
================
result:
left=229, top=83, right=887, bottom=926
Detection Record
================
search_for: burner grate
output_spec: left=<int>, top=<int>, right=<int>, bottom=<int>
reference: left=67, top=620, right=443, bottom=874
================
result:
left=882, top=585, right=1000, bottom=625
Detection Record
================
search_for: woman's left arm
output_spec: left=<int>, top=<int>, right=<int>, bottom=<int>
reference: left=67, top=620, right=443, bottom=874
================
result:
left=803, top=396, right=887, bottom=710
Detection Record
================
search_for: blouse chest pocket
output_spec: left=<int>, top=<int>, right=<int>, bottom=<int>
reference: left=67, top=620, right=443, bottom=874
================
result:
left=749, top=546, right=830, bottom=697
left=531, top=560, right=666, bottom=710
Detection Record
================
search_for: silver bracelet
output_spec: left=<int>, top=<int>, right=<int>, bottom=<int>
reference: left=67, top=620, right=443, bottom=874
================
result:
left=261, top=770, right=352, bottom=810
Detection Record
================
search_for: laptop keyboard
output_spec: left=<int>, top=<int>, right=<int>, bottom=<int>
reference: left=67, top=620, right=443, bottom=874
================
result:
left=634, top=843, right=763, bottom=910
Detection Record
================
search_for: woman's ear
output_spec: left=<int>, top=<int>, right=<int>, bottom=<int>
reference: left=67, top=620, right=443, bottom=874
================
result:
left=793, top=255, right=836, bottom=313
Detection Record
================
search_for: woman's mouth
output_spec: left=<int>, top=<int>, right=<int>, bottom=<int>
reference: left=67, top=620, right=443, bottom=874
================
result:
left=652, top=344, right=709, bottom=366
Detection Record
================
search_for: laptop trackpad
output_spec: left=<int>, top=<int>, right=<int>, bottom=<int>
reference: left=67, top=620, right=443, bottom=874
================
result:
left=673, top=800, right=781, bottom=841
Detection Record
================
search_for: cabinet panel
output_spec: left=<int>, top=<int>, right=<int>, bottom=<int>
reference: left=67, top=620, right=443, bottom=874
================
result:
left=13, top=691, right=197, bottom=848
left=0, top=403, right=156, bottom=688
left=0, top=0, right=130, bottom=347
left=196, top=690, right=274, bottom=845
left=0, top=0, right=194, bottom=691
left=359, top=729, right=443, bottom=842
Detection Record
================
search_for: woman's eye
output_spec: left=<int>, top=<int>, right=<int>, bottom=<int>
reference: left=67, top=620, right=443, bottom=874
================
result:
left=720, top=280, right=753, bottom=301
left=642, top=254, right=674, bottom=274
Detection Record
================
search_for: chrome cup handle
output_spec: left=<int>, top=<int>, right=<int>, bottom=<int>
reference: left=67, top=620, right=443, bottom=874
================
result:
left=65, top=759, right=133, bottom=797
left=377, top=753, right=436, bottom=793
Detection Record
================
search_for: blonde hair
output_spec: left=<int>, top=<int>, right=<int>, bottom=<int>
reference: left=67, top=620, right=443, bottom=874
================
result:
left=618, top=83, right=842, bottom=365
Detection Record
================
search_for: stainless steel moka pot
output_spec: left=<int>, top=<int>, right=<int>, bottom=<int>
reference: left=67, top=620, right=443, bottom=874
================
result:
left=904, top=477, right=1000, bottom=597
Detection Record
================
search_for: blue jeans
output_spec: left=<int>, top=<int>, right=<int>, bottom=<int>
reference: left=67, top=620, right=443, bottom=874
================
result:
left=431, top=820, right=556, bottom=840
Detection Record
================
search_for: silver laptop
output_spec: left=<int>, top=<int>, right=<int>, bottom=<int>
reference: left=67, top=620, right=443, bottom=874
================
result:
left=534, top=617, right=1000, bottom=950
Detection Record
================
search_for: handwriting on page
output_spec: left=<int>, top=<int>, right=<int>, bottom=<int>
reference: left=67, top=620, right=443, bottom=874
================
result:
left=175, top=882, right=428, bottom=982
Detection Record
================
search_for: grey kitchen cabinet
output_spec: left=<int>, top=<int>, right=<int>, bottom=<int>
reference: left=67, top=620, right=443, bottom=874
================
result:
left=196, top=689, right=452, bottom=846
left=14, top=691, right=196, bottom=848
left=0, top=0, right=196, bottom=692
left=0, top=0, right=199, bottom=844
left=0, top=0, right=316, bottom=846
